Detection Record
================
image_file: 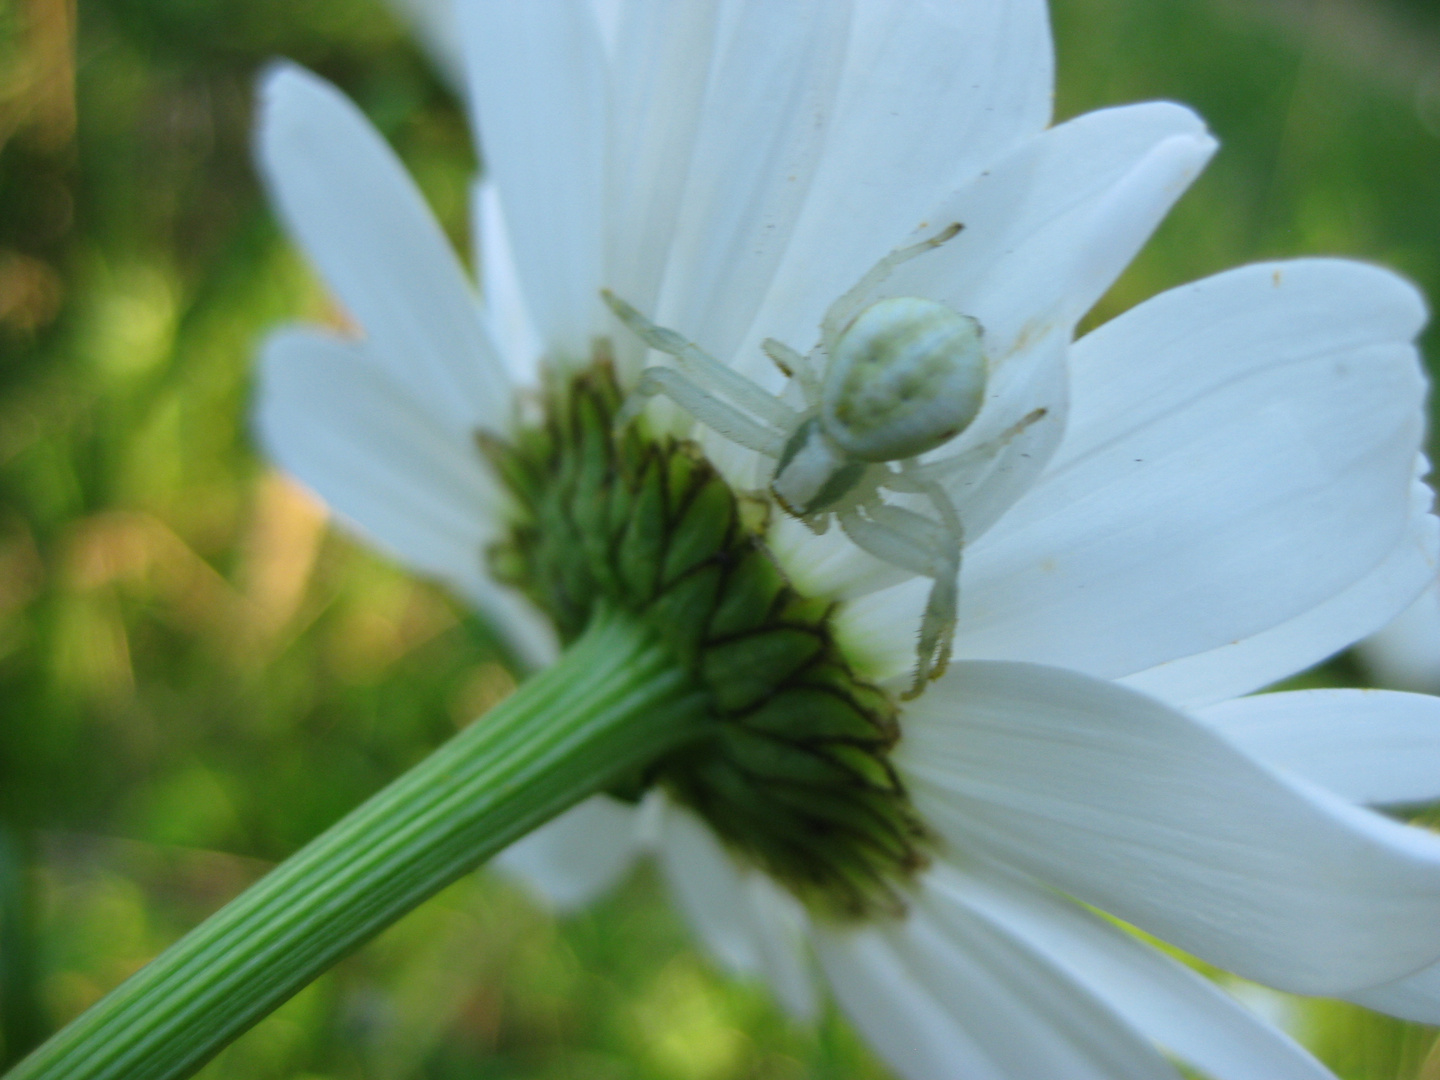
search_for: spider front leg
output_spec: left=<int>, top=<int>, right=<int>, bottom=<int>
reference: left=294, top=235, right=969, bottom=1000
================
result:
left=602, top=290, right=797, bottom=434
left=885, top=407, right=1049, bottom=493
left=819, top=222, right=963, bottom=350
left=761, top=338, right=821, bottom=406
left=618, top=366, right=787, bottom=455
left=837, top=497, right=963, bottom=699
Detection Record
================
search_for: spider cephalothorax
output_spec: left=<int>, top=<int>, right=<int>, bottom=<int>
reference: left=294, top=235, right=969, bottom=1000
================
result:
left=603, top=224, right=1044, bottom=696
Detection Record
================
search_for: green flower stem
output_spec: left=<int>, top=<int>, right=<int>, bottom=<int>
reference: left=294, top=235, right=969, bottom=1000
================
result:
left=10, top=606, right=709, bottom=1080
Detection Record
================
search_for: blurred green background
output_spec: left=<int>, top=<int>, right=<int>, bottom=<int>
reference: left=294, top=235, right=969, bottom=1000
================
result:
left=0, top=0, right=1438, bottom=1076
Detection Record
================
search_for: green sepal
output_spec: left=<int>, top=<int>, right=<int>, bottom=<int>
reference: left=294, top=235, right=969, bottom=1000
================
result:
left=701, top=629, right=825, bottom=711
left=707, top=547, right=786, bottom=638
left=619, top=454, right=667, bottom=602
left=741, top=686, right=890, bottom=744
left=664, top=477, right=735, bottom=585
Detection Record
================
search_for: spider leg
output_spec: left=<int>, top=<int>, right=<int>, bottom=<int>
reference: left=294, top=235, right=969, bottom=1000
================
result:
left=838, top=499, right=961, bottom=698
left=762, top=338, right=821, bottom=405
left=820, top=222, right=963, bottom=348
left=602, top=290, right=797, bottom=430
left=616, top=368, right=786, bottom=456
left=896, top=460, right=962, bottom=538
left=883, top=408, right=1047, bottom=492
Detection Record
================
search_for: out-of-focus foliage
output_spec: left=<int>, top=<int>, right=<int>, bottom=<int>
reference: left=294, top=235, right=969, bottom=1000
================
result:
left=0, top=0, right=1435, bottom=1076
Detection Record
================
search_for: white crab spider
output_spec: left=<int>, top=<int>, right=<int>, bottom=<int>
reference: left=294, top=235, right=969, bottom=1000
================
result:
left=601, top=224, right=1044, bottom=697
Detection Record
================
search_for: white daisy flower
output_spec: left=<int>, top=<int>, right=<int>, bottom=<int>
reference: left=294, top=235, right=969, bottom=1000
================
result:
left=254, top=2, right=1440, bottom=1078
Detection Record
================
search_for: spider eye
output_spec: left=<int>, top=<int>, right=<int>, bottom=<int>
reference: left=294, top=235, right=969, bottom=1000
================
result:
left=821, top=297, right=985, bottom=462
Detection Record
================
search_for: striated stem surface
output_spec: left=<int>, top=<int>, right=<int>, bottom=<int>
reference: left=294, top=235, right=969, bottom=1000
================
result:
left=10, top=607, right=708, bottom=1080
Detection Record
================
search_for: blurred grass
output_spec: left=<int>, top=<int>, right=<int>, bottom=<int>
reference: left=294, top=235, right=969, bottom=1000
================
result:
left=0, top=0, right=1436, bottom=1076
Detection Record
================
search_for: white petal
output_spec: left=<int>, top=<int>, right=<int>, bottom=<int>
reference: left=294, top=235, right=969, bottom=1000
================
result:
left=656, top=804, right=765, bottom=976
left=473, top=180, right=544, bottom=384
left=739, top=873, right=819, bottom=1020
left=872, top=102, right=1214, bottom=353
left=955, top=260, right=1431, bottom=680
left=255, top=326, right=496, bottom=581
left=653, top=0, right=852, bottom=367
left=931, top=861, right=1337, bottom=1080
left=765, top=506, right=887, bottom=593
left=828, top=574, right=931, bottom=682
left=588, top=0, right=622, bottom=53
left=255, top=64, right=508, bottom=433
left=1124, top=463, right=1438, bottom=707
left=655, top=805, right=819, bottom=1017
left=386, top=0, right=465, bottom=89
left=463, top=583, right=559, bottom=672
left=936, top=113, right=1213, bottom=536
left=1110, top=567, right=1440, bottom=719
left=1198, top=688, right=1440, bottom=807
left=813, top=888, right=1181, bottom=1080
left=601, top=0, right=722, bottom=377
left=461, top=0, right=607, bottom=361
left=255, top=326, right=556, bottom=667
left=937, top=329, right=1071, bottom=546
left=733, top=0, right=1054, bottom=387
left=1358, top=580, right=1440, bottom=694
left=897, top=660, right=1440, bottom=994
left=1346, top=962, right=1440, bottom=1025
left=494, top=794, right=642, bottom=910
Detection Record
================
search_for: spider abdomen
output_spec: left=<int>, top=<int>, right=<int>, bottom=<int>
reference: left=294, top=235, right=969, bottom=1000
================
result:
left=822, top=297, right=986, bottom=462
